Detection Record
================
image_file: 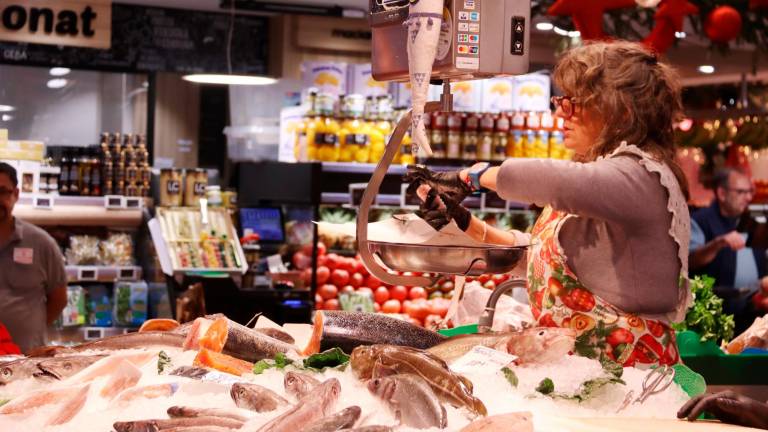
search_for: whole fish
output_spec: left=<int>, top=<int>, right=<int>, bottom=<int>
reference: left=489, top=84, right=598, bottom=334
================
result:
left=170, top=366, right=242, bottom=386
left=0, top=384, right=86, bottom=415
left=111, top=383, right=179, bottom=407
left=45, top=383, right=90, bottom=426
left=284, top=371, right=320, bottom=400
left=304, top=311, right=446, bottom=355
left=185, top=317, right=298, bottom=362
left=459, top=412, right=534, bottom=432
left=230, top=382, right=289, bottom=413
left=339, top=428, right=394, bottom=432
left=303, top=406, right=361, bottom=432
left=351, top=344, right=486, bottom=416
left=427, top=327, right=576, bottom=365
left=168, top=406, right=251, bottom=422
left=368, top=374, right=447, bottom=429
left=257, top=378, right=341, bottom=432
left=161, top=428, right=234, bottom=432
left=113, top=416, right=244, bottom=432
left=100, top=359, right=142, bottom=399
left=36, top=354, right=107, bottom=380
left=72, top=331, right=186, bottom=352
left=0, top=357, right=43, bottom=385
left=254, top=328, right=295, bottom=345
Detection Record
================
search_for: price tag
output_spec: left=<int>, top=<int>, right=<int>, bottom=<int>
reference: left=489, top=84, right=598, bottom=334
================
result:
left=124, top=197, right=143, bottom=209
left=104, top=195, right=124, bottom=209
left=400, top=183, right=422, bottom=208
left=483, top=191, right=509, bottom=210
left=118, top=267, right=138, bottom=280
left=77, top=266, right=99, bottom=281
left=33, top=195, right=54, bottom=210
left=84, top=327, right=106, bottom=340
left=349, top=183, right=371, bottom=207
left=450, top=346, right=518, bottom=374
left=339, top=292, right=375, bottom=313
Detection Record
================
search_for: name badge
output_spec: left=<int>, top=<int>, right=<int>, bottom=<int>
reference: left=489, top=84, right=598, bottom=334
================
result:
left=13, top=248, right=34, bottom=265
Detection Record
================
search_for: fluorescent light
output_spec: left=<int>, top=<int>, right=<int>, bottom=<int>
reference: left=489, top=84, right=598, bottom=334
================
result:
left=553, top=26, right=569, bottom=36
left=675, top=31, right=686, bottom=39
left=1, top=114, right=13, bottom=121
left=49, top=67, right=71, bottom=76
left=0, top=105, right=14, bottom=112
left=536, top=22, right=554, bottom=31
left=182, top=74, right=277, bottom=86
left=47, top=78, right=68, bottom=89
left=698, top=65, right=715, bottom=74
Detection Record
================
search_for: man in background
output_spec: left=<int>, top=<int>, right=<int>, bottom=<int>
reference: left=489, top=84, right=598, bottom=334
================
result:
left=0, top=162, right=67, bottom=353
left=690, top=168, right=768, bottom=334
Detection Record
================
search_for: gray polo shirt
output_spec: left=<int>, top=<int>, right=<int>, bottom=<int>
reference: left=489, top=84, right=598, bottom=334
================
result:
left=0, top=218, right=67, bottom=353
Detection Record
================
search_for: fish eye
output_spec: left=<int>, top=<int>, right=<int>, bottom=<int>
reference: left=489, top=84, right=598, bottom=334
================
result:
left=538, top=331, right=545, bottom=336
left=1, top=368, right=11, bottom=377
left=64, top=363, right=72, bottom=370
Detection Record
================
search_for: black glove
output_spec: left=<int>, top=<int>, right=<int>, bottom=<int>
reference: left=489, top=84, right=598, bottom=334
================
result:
left=416, top=188, right=471, bottom=232
left=677, top=391, right=768, bottom=430
left=404, top=165, right=472, bottom=203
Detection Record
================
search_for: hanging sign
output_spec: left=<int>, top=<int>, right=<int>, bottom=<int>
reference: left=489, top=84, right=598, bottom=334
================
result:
left=0, top=0, right=112, bottom=49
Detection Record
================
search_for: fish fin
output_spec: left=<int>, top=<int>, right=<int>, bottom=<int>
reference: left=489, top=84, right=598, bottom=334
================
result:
left=139, top=319, right=180, bottom=333
left=458, top=374, right=474, bottom=393
left=440, top=404, right=448, bottom=428
left=302, top=311, right=323, bottom=356
left=472, top=397, right=488, bottom=417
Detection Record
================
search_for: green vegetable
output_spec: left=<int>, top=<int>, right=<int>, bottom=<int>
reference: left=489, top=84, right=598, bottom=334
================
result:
left=536, top=378, right=554, bottom=395
left=599, top=356, right=623, bottom=379
left=253, top=353, right=295, bottom=375
left=672, top=275, right=735, bottom=345
left=157, top=351, right=172, bottom=374
left=552, top=376, right=626, bottom=402
left=303, top=348, right=350, bottom=370
left=501, top=367, right=518, bottom=388
left=275, top=352, right=294, bottom=368
left=253, top=360, right=273, bottom=375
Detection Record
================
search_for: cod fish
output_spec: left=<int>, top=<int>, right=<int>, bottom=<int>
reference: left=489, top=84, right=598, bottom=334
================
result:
left=339, top=428, right=393, bottom=432
left=459, top=412, right=534, bottom=432
left=168, top=406, right=251, bottom=422
left=304, top=311, right=446, bottom=355
left=0, top=384, right=87, bottom=415
left=100, top=359, right=142, bottom=399
left=257, top=378, right=341, bottom=432
left=368, top=374, right=447, bottom=430
left=161, top=428, right=234, bottom=432
left=111, top=383, right=179, bottom=408
left=113, top=416, right=244, bottom=432
left=184, top=317, right=298, bottom=362
left=0, top=357, right=45, bottom=385
left=428, top=327, right=576, bottom=365
left=45, top=383, right=90, bottom=426
left=230, top=382, right=289, bottom=413
left=284, top=371, right=320, bottom=400
left=72, top=331, right=186, bottom=352
left=170, top=366, right=242, bottom=386
left=304, top=406, right=361, bottom=432
left=36, top=354, right=107, bottom=380
left=351, top=344, right=486, bottom=416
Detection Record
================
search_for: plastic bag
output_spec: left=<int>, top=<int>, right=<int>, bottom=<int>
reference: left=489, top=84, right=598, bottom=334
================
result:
left=454, top=281, right=533, bottom=332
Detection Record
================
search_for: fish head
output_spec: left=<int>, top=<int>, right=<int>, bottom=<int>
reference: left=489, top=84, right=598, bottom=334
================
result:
left=0, top=360, right=36, bottom=385
left=230, top=383, right=250, bottom=405
left=367, top=376, right=397, bottom=401
left=315, top=378, right=342, bottom=412
left=350, top=345, right=378, bottom=379
left=507, top=327, right=576, bottom=364
left=113, top=421, right=157, bottom=432
left=284, top=371, right=316, bottom=397
left=37, top=358, right=75, bottom=380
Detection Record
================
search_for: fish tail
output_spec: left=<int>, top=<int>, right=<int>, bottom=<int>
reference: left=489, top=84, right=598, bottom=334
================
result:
left=302, top=311, right=323, bottom=356
left=472, top=397, right=488, bottom=416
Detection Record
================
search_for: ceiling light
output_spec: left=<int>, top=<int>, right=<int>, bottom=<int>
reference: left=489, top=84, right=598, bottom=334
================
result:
left=182, top=74, right=277, bottom=86
left=47, top=78, right=68, bottom=89
left=553, top=26, right=569, bottom=36
left=536, top=22, right=554, bottom=31
left=675, top=31, right=686, bottom=39
left=1, top=114, right=13, bottom=121
left=49, top=67, right=71, bottom=76
left=698, top=65, right=715, bottom=74
left=0, top=105, right=14, bottom=112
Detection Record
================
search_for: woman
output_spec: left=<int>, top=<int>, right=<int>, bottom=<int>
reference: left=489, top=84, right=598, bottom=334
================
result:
left=407, top=41, right=691, bottom=367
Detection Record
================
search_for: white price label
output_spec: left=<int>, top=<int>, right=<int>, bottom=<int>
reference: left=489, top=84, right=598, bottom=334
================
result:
left=33, top=196, right=54, bottom=210
left=77, top=266, right=99, bottom=281
left=104, top=195, right=124, bottom=209
left=118, top=267, right=138, bottom=280
left=450, top=346, right=518, bottom=374
left=124, top=197, right=143, bottom=209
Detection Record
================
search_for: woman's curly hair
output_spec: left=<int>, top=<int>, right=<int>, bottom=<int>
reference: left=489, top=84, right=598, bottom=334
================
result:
left=553, top=40, right=689, bottom=198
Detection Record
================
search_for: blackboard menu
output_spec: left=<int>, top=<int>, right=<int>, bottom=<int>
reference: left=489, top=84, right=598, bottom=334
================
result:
left=0, top=3, right=268, bottom=74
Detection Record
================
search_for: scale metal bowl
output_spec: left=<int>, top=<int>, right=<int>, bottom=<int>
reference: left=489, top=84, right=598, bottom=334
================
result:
left=368, top=241, right=527, bottom=276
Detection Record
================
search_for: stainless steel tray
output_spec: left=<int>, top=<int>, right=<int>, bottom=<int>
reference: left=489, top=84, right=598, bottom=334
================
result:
left=369, top=241, right=527, bottom=276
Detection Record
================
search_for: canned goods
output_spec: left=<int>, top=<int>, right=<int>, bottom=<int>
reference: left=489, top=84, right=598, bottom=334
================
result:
left=222, top=189, right=238, bottom=209
left=184, top=169, right=208, bottom=207
left=159, top=168, right=183, bottom=207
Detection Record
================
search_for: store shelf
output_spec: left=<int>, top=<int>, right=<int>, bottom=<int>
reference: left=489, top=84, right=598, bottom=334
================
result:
left=49, top=325, right=139, bottom=345
left=66, top=265, right=143, bottom=283
left=14, top=196, right=147, bottom=227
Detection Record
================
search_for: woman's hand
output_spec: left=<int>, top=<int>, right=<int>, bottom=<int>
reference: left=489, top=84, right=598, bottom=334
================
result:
left=677, top=391, right=768, bottom=430
left=415, top=187, right=472, bottom=232
left=405, top=165, right=472, bottom=202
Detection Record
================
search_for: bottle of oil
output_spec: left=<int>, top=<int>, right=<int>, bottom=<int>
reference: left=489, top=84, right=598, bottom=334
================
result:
left=430, top=112, right=448, bottom=159
left=446, top=112, right=463, bottom=160
left=461, top=113, right=479, bottom=161
left=59, top=148, right=71, bottom=196
left=478, top=113, right=495, bottom=160
left=69, top=148, right=82, bottom=196
left=492, top=114, right=510, bottom=161
left=101, top=136, right=113, bottom=196
left=90, top=146, right=102, bottom=196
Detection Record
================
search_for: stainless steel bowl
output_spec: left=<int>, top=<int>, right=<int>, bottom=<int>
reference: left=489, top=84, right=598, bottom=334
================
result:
left=368, top=241, right=528, bottom=276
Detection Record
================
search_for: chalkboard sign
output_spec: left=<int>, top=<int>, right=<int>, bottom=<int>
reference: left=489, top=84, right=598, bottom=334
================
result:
left=0, top=3, right=268, bottom=74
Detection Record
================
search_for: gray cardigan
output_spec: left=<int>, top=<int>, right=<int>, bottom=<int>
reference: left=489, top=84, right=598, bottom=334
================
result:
left=497, top=155, right=682, bottom=315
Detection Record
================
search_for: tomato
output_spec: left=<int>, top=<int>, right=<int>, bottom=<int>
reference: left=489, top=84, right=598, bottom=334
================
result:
left=314, top=293, right=324, bottom=309
left=409, top=287, right=428, bottom=300
left=428, top=299, right=449, bottom=317
left=324, top=299, right=340, bottom=311
left=366, top=275, right=383, bottom=290
left=483, top=280, right=496, bottom=291
left=373, top=302, right=381, bottom=313
left=301, top=241, right=326, bottom=257
left=300, top=268, right=313, bottom=287
left=355, top=260, right=370, bottom=277
left=382, top=299, right=401, bottom=314
left=440, top=280, right=454, bottom=293
left=349, top=273, right=364, bottom=288
left=340, top=285, right=355, bottom=295
left=429, top=291, right=443, bottom=300
left=317, top=255, right=328, bottom=268
left=374, top=287, right=390, bottom=304
left=492, top=274, right=509, bottom=284
left=424, top=314, right=442, bottom=329
left=389, top=285, right=408, bottom=302
left=292, top=252, right=311, bottom=270
left=337, top=258, right=356, bottom=274
left=478, top=274, right=491, bottom=284
left=318, top=284, right=338, bottom=300
left=316, top=266, right=331, bottom=285
left=356, top=287, right=373, bottom=299
left=408, top=299, right=431, bottom=320
left=331, top=269, right=350, bottom=287
left=606, top=328, right=635, bottom=347
left=325, top=253, right=341, bottom=270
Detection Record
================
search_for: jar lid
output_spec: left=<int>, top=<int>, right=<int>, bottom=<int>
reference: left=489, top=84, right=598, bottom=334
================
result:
left=206, top=185, right=221, bottom=191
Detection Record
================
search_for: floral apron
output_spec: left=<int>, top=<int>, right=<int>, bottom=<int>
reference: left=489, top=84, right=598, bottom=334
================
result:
left=527, top=206, right=681, bottom=368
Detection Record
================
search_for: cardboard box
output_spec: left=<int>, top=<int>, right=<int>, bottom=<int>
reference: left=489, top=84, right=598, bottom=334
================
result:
left=347, top=63, right=392, bottom=97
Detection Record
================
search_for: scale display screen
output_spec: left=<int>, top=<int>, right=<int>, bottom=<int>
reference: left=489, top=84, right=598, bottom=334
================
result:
left=240, top=207, right=285, bottom=242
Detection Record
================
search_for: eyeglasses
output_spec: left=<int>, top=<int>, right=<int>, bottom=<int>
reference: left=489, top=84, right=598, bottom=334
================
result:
left=551, top=96, right=580, bottom=119
left=726, top=187, right=755, bottom=196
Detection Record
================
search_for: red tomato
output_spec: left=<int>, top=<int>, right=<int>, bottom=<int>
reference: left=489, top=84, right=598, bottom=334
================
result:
left=340, top=285, right=355, bottom=295
left=408, top=299, right=431, bottom=320
left=408, top=317, right=423, bottom=327
left=342, top=258, right=359, bottom=274
left=355, top=260, right=370, bottom=277
left=316, top=266, right=330, bottom=285
left=301, top=268, right=313, bottom=287
left=292, top=252, right=311, bottom=270
left=317, top=255, right=328, bottom=268
left=314, top=293, right=324, bottom=310
left=428, top=299, right=449, bottom=318
left=382, top=299, right=401, bottom=314
left=318, top=284, right=338, bottom=300
left=440, top=280, right=454, bottom=293
left=315, top=293, right=323, bottom=304
left=389, top=285, right=408, bottom=302
left=483, top=280, right=496, bottom=291
left=374, top=287, right=390, bottom=304
left=492, top=274, right=509, bottom=284
left=366, top=276, right=383, bottom=290
left=325, top=253, right=341, bottom=270
left=409, top=287, right=428, bottom=300
left=424, top=314, right=442, bottom=329
left=356, top=287, right=373, bottom=299
left=331, top=269, right=350, bottom=287
left=373, top=302, right=381, bottom=312
left=301, top=242, right=327, bottom=257
left=349, top=273, right=364, bottom=288
left=324, top=299, right=340, bottom=311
